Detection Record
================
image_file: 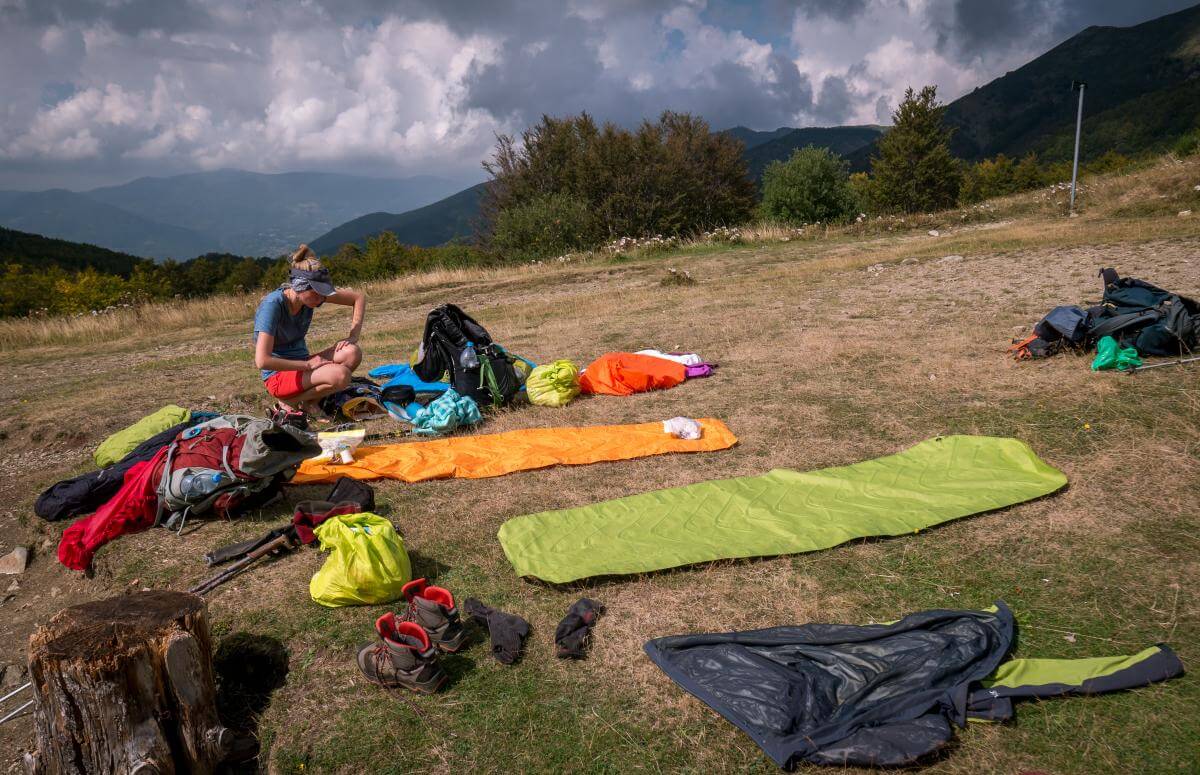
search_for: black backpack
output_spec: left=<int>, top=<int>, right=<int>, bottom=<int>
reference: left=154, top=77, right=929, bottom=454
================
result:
left=412, top=304, right=521, bottom=408
left=1087, top=269, right=1199, bottom=356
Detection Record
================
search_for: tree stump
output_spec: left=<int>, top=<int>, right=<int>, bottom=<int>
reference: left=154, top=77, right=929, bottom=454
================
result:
left=25, top=590, right=232, bottom=775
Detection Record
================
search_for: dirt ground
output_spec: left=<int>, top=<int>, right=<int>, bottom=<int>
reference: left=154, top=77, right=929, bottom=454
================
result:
left=1, top=165, right=1198, bottom=773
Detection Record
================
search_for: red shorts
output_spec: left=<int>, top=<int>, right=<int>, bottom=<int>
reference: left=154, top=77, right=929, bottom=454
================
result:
left=265, top=370, right=307, bottom=400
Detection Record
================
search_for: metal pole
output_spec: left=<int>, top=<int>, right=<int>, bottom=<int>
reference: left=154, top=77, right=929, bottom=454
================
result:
left=0, top=699, right=34, bottom=726
left=1069, top=81, right=1086, bottom=213
left=0, top=682, right=30, bottom=705
left=1127, top=355, right=1200, bottom=373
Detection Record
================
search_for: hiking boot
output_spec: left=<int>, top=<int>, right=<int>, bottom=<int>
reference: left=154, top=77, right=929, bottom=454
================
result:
left=356, top=613, right=447, bottom=694
left=399, top=578, right=470, bottom=653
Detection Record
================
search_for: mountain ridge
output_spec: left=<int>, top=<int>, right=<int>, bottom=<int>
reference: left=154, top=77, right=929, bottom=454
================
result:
left=846, top=3, right=1200, bottom=170
left=0, top=169, right=467, bottom=259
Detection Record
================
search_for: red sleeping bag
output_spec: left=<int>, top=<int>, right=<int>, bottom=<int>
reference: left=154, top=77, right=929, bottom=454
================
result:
left=58, top=447, right=168, bottom=571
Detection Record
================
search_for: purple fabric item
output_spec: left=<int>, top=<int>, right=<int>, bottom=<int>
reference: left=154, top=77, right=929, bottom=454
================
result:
left=685, top=363, right=715, bottom=379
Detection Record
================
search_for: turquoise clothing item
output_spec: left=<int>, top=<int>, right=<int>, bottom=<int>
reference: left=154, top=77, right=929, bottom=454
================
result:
left=1091, top=335, right=1142, bottom=371
left=410, top=388, right=482, bottom=436
left=253, top=288, right=313, bottom=380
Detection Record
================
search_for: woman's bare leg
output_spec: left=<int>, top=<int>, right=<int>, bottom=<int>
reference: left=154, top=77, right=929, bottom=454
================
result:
left=281, top=363, right=352, bottom=413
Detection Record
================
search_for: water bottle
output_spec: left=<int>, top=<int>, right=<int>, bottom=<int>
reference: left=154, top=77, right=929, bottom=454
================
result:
left=459, top=342, right=480, bottom=369
left=183, top=472, right=226, bottom=498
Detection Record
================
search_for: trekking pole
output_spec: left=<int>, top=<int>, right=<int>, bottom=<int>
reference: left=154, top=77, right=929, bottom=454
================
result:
left=0, top=682, right=32, bottom=726
left=0, top=700, right=33, bottom=726
left=189, top=533, right=296, bottom=596
left=0, top=682, right=30, bottom=706
left=1127, top=355, right=1200, bottom=373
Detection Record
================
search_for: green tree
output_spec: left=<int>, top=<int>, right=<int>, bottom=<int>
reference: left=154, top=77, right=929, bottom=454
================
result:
left=848, top=172, right=876, bottom=214
left=870, top=85, right=962, bottom=212
left=482, top=111, right=755, bottom=248
left=55, top=268, right=130, bottom=314
left=1011, top=153, right=1045, bottom=191
left=759, top=145, right=857, bottom=224
left=961, top=154, right=1015, bottom=204
left=490, top=193, right=600, bottom=261
left=219, top=258, right=266, bottom=294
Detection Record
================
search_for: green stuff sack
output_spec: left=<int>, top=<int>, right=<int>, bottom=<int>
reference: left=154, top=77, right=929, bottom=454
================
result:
left=1091, top=335, right=1142, bottom=371
left=309, top=513, right=411, bottom=607
left=526, top=360, right=581, bottom=407
left=94, top=404, right=191, bottom=467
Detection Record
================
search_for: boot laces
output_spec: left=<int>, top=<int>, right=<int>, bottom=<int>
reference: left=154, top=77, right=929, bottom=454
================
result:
left=398, top=598, right=421, bottom=624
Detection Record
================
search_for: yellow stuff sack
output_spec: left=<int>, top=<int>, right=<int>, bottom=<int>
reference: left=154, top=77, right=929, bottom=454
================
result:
left=309, top=513, right=411, bottom=607
left=526, top=359, right=581, bottom=407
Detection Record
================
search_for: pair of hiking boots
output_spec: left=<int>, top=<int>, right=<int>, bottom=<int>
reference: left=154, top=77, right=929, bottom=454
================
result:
left=356, top=578, right=468, bottom=694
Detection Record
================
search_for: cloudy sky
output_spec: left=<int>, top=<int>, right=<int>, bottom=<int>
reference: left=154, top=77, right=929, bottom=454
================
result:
left=0, top=0, right=1193, bottom=190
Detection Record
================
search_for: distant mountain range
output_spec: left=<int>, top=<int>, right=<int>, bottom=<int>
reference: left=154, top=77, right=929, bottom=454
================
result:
left=309, top=183, right=486, bottom=256
left=0, top=169, right=466, bottom=259
left=847, top=3, right=1200, bottom=170
left=721, top=126, right=799, bottom=150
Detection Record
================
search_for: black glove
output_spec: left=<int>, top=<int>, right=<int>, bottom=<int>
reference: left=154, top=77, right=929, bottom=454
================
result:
left=464, top=598, right=530, bottom=665
left=554, top=598, right=604, bottom=659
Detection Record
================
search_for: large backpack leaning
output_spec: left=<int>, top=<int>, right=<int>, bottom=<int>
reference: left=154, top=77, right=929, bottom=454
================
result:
left=1087, top=268, right=1200, bottom=356
left=411, top=304, right=523, bottom=408
left=156, top=415, right=321, bottom=532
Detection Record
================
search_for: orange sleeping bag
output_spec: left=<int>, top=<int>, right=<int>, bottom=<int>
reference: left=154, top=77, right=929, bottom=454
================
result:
left=292, top=419, right=737, bottom=484
left=579, top=352, right=687, bottom=395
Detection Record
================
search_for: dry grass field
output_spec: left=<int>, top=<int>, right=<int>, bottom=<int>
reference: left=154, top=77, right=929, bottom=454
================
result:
left=1, top=157, right=1198, bottom=773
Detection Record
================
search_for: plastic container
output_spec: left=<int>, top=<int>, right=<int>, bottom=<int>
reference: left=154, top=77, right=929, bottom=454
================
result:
left=459, top=342, right=480, bottom=369
left=182, top=472, right=226, bottom=499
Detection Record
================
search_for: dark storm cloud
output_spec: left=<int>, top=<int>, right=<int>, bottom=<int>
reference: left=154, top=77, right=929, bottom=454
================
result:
left=811, top=74, right=853, bottom=124
left=794, top=0, right=869, bottom=22
left=465, top=19, right=814, bottom=132
left=0, top=0, right=1193, bottom=189
left=0, top=0, right=213, bottom=35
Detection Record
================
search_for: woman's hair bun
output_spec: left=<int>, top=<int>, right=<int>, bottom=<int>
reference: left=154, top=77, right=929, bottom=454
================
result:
left=290, top=244, right=323, bottom=271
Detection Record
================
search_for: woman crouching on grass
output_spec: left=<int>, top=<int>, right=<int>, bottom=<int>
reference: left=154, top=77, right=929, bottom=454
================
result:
left=253, top=245, right=366, bottom=424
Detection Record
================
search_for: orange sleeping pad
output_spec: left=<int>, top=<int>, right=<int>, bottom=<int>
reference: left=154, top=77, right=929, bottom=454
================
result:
left=579, top=352, right=687, bottom=395
left=292, top=419, right=737, bottom=484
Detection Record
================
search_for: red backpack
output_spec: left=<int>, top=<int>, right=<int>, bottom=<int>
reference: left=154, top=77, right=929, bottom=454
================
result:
left=156, top=415, right=320, bottom=531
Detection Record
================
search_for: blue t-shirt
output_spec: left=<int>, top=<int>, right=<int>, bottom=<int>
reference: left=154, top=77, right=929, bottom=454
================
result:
left=253, top=288, right=313, bottom=380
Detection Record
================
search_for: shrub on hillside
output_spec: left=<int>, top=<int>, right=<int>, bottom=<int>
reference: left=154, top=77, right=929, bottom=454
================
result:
left=759, top=146, right=857, bottom=224
left=482, top=111, right=755, bottom=249
left=848, top=172, right=877, bottom=214
left=1087, top=150, right=1134, bottom=175
left=1173, top=130, right=1200, bottom=157
left=870, top=85, right=963, bottom=213
left=319, top=233, right=491, bottom=283
left=490, top=193, right=600, bottom=261
left=960, top=153, right=1048, bottom=204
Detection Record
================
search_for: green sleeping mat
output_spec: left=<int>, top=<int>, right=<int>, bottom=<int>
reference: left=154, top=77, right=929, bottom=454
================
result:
left=498, top=435, right=1067, bottom=583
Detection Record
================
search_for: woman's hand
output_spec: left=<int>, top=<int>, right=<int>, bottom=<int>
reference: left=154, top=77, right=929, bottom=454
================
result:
left=307, top=353, right=334, bottom=369
left=334, top=337, right=358, bottom=353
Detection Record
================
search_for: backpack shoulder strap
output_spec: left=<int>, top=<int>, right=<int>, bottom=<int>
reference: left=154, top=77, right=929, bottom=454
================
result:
left=1088, top=310, right=1160, bottom=341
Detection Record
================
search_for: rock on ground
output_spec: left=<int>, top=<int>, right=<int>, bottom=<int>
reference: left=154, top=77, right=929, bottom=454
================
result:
left=0, top=547, right=27, bottom=575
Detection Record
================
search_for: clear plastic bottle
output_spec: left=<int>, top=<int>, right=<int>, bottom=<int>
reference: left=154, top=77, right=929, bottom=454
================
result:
left=459, top=342, right=480, bottom=369
left=184, top=472, right=226, bottom=498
